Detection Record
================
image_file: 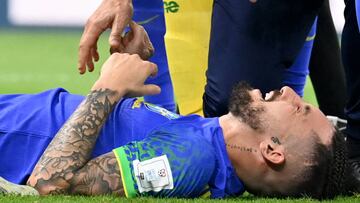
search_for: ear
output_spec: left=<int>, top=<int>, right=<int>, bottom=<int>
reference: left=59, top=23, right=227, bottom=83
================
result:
left=259, top=141, right=285, bottom=165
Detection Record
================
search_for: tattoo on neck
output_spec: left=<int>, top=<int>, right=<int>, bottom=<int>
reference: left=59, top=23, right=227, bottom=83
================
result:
left=271, top=136, right=281, bottom=145
left=225, top=143, right=257, bottom=153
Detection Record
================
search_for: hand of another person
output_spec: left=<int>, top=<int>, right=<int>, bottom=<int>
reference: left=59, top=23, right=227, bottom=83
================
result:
left=122, top=21, right=155, bottom=60
left=78, top=0, right=133, bottom=74
left=92, top=53, right=160, bottom=100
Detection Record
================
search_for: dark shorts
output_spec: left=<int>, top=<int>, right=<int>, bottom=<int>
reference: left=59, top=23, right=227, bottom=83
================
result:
left=203, top=0, right=322, bottom=117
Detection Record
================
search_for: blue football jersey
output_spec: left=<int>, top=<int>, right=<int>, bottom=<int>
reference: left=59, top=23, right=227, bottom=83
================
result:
left=0, top=88, right=245, bottom=198
left=0, top=88, right=175, bottom=184
left=113, top=116, right=245, bottom=198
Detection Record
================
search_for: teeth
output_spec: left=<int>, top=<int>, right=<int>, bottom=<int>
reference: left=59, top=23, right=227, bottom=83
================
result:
left=265, top=91, right=273, bottom=101
left=265, top=93, right=270, bottom=100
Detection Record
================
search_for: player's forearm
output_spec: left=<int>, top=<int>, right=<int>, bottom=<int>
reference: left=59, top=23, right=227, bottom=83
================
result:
left=27, top=88, right=121, bottom=195
left=69, top=152, right=124, bottom=196
left=27, top=52, right=158, bottom=195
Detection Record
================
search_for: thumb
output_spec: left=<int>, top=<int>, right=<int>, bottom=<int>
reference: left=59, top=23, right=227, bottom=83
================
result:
left=127, top=21, right=142, bottom=45
left=129, top=21, right=142, bottom=37
left=122, top=30, right=134, bottom=48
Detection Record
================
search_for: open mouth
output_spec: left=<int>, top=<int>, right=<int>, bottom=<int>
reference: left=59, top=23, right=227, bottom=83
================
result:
left=264, top=90, right=281, bottom=101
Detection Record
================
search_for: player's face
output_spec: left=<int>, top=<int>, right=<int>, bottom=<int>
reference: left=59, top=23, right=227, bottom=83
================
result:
left=248, top=86, right=334, bottom=145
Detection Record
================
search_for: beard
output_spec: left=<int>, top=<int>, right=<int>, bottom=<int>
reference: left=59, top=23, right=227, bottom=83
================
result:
left=228, top=82, right=265, bottom=132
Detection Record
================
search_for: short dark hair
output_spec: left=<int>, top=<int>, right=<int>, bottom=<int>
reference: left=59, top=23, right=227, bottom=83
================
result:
left=288, top=128, right=348, bottom=199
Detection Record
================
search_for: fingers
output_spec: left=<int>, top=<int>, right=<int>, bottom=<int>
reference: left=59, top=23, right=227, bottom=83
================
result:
left=87, top=59, right=95, bottom=73
left=129, top=21, right=146, bottom=45
left=146, top=61, right=158, bottom=77
left=94, top=53, right=160, bottom=97
left=109, top=15, right=129, bottom=54
left=78, top=0, right=134, bottom=74
left=123, top=21, right=154, bottom=60
left=109, top=2, right=133, bottom=53
left=140, top=84, right=161, bottom=96
left=120, top=30, right=134, bottom=49
left=145, top=44, right=155, bottom=59
left=129, top=21, right=137, bottom=30
left=129, top=21, right=143, bottom=37
left=78, top=23, right=103, bottom=74
left=140, top=61, right=160, bottom=96
left=91, top=47, right=99, bottom=62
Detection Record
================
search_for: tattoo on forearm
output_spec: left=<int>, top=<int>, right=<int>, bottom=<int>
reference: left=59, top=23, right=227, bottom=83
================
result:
left=28, top=89, right=118, bottom=194
left=226, top=143, right=257, bottom=153
left=70, top=153, right=124, bottom=196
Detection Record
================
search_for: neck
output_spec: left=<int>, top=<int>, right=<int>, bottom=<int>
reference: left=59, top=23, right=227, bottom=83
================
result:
left=219, top=113, right=265, bottom=184
left=219, top=113, right=259, bottom=145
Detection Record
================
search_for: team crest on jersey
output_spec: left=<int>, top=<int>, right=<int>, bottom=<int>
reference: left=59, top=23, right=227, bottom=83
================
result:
left=144, top=103, right=180, bottom=120
left=131, top=99, right=143, bottom=109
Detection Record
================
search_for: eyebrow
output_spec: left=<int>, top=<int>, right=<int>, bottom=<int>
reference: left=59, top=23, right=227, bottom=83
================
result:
left=304, top=105, right=311, bottom=116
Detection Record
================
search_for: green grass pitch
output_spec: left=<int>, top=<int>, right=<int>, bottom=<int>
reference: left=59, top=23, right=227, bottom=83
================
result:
left=0, top=29, right=358, bottom=202
left=0, top=29, right=317, bottom=104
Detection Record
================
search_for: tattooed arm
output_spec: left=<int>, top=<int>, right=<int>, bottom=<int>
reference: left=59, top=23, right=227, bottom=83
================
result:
left=27, top=53, right=160, bottom=195
left=69, top=152, right=124, bottom=196
left=27, top=88, right=118, bottom=195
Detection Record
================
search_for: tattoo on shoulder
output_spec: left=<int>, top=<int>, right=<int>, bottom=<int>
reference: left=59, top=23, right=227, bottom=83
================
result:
left=225, top=143, right=257, bottom=153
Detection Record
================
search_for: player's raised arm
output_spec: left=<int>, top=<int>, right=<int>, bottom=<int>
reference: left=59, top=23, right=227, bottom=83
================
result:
left=78, top=0, right=133, bottom=74
left=27, top=53, right=160, bottom=195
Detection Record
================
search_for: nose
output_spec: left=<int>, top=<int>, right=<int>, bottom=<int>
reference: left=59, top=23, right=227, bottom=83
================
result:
left=279, top=86, right=303, bottom=104
left=249, top=89, right=263, bottom=101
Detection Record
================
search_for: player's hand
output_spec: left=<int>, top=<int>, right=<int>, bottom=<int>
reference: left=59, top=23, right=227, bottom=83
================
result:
left=92, top=53, right=160, bottom=100
left=121, top=21, right=154, bottom=60
left=78, top=0, right=133, bottom=74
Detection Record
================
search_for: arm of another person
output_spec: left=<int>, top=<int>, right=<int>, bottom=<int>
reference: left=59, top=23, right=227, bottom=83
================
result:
left=78, top=0, right=133, bottom=74
left=27, top=52, right=160, bottom=195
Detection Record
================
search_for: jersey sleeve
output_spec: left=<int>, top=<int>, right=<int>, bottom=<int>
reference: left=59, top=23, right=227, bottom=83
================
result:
left=112, top=126, right=216, bottom=198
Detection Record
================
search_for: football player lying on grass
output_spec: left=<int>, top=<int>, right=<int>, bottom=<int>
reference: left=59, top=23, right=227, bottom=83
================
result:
left=0, top=23, right=348, bottom=200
